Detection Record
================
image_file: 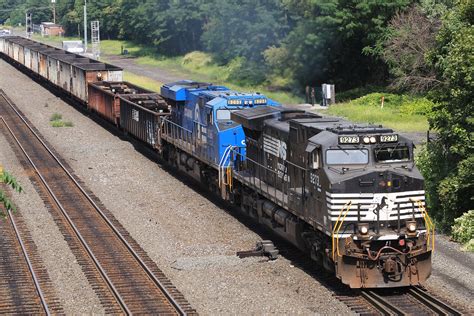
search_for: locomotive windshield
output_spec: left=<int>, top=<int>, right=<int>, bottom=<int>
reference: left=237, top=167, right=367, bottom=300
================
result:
left=326, top=149, right=369, bottom=165
left=216, top=109, right=231, bottom=120
left=375, top=146, right=410, bottom=162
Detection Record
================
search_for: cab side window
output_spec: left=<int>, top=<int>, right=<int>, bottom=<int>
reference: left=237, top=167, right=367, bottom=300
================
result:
left=311, top=150, right=321, bottom=169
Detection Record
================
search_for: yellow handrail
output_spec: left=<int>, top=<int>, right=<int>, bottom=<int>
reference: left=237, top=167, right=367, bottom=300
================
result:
left=226, top=165, right=233, bottom=190
left=331, top=201, right=352, bottom=260
left=416, top=200, right=435, bottom=251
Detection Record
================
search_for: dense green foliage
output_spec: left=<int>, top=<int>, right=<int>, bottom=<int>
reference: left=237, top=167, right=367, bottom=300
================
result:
left=325, top=92, right=432, bottom=131
left=417, top=1, right=473, bottom=231
left=1, top=0, right=419, bottom=90
left=451, top=210, right=474, bottom=251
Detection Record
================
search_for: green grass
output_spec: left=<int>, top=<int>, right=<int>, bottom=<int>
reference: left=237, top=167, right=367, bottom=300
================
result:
left=50, top=120, right=73, bottom=127
left=32, top=34, right=81, bottom=45
left=49, top=113, right=73, bottom=127
left=123, top=71, right=163, bottom=92
left=320, top=93, right=433, bottom=132
left=50, top=113, right=62, bottom=121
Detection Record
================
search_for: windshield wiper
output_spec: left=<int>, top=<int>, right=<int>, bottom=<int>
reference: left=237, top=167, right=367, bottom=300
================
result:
left=390, top=142, right=400, bottom=158
left=337, top=145, right=349, bottom=155
left=328, top=166, right=344, bottom=174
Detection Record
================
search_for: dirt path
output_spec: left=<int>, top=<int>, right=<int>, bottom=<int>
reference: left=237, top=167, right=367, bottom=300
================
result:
left=103, top=54, right=186, bottom=84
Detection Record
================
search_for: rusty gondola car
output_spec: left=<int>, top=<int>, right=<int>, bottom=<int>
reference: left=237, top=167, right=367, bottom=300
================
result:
left=0, top=36, right=123, bottom=102
left=88, top=81, right=162, bottom=125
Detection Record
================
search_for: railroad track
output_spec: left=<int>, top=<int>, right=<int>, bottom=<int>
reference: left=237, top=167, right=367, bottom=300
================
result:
left=237, top=226, right=465, bottom=316
left=0, top=193, right=63, bottom=314
left=361, top=286, right=464, bottom=315
left=0, top=90, right=195, bottom=315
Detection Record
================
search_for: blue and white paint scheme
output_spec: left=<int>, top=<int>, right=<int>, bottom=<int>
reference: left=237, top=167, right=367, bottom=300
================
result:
left=161, top=80, right=280, bottom=166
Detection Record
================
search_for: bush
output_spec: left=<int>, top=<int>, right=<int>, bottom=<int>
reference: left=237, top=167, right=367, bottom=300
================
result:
left=182, top=51, right=212, bottom=69
left=452, top=210, right=474, bottom=251
left=228, top=60, right=266, bottom=86
left=346, top=93, right=434, bottom=115
left=417, top=147, right=474, bottom=232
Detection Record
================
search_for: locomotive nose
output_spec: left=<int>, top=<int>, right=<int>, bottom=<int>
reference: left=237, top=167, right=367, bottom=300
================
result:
left=337, top=170, right=424, bottom=194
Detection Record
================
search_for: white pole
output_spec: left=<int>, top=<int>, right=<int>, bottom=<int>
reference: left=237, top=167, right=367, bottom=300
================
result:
left=83, top=0, right=87, bottom=52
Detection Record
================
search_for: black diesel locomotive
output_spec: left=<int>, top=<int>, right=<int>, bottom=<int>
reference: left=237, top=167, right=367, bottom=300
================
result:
left=0, top=36, right=434, bottom=289
left=228, top=107, right=433, bottom=288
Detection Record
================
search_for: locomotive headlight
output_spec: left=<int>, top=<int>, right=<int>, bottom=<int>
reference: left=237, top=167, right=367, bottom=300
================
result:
left=406, top=220, right=417, bottom=234
left=358, top=223, right=369, bottom=235
left=363, top=137, right=370, bottom=144
left=370, top=136, right=377, bottom=143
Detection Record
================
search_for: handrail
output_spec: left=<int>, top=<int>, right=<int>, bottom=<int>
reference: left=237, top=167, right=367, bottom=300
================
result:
left=331, top=201, right=352, bottom=260
left=416, top=200, right=435, bottom=251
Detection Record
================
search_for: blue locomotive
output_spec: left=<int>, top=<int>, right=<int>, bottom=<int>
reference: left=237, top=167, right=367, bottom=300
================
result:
left=160, top=80, right=280, bottom=168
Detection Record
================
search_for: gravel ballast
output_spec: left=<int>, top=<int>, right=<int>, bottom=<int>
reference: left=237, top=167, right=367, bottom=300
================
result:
left=0, top=134, right=104, bottom=314
left=1, top=56, right=473, bottom=313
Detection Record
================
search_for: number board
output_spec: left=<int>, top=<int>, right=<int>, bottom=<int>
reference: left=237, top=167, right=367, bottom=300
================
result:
left=380, top=134, right=398, bottom=143
left=338, top=136, right=360, bottom=144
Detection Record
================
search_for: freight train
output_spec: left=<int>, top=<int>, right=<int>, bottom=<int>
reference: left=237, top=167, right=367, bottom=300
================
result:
left=0, top=36, right=434, bottom=288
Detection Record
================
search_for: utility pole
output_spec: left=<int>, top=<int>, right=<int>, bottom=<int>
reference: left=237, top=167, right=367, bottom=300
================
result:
left=25, top=11, right=32, bottom=38
left=51, top=0, right=56, bottom=24
left=91, top=20, right=100, bottom=59
left=83, top=0, right=87, bottom=52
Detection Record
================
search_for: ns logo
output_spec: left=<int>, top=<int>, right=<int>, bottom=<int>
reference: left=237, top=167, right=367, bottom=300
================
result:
left=279, top=142, right=287, bottom=160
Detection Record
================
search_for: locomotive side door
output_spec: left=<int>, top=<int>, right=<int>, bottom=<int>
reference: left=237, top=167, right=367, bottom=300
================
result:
left=306, top=143, right=325, bottom=224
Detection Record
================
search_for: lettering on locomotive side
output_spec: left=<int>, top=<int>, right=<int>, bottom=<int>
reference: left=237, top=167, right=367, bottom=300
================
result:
left=131, top=109, right=139, bottom=122
left=338, top=135, right=359, bottom=144
left=380, top=134, right=398, bottom=143
left=277, top=162, right=289, bottom=181
left=310, top=172, right=322, bottom=192
left=263, top=135, right=287, bottom=160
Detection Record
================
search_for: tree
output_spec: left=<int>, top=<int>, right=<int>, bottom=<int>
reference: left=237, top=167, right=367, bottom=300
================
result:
left=277, top=0, right=413, bottom=90
left=119, top=0, right=207, bottom=55
left=381, top=5, right=442, bottom=93
left=417, top=0, right=474, bottom=230
left=202, top=0, right=289, bottom=64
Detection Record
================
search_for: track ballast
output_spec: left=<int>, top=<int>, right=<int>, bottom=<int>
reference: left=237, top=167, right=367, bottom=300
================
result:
left=0, top=90, right=195, bottom=315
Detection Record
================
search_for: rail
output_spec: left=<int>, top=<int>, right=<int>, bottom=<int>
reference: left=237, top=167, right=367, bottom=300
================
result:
left=408, top=286, right=462, bottom=315
left=361, top=290, right=405, bottom=316
left=6, top=209, right=51, bottom=315
left=361, top=287, right=462, bottom=316
left=0, top=91, right=188, bottom=315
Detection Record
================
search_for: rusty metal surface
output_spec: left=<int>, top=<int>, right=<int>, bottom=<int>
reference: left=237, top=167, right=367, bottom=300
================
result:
left=0, top=187, right=63, bottom=314
left=88, top=81, right=156, bottom=125
left=0, top=36, right=123, bottom=103
left=0, top=90, right=195, bottom=315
